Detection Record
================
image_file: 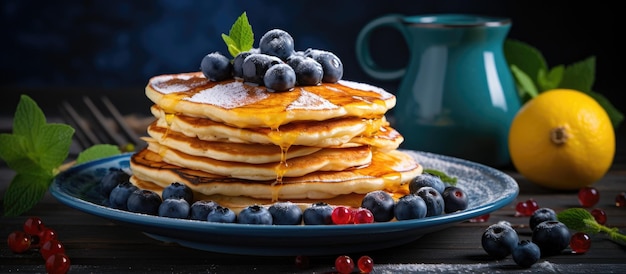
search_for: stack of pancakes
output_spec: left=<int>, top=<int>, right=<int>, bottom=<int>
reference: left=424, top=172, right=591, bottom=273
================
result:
left=129, top=72, right=422, bottom=211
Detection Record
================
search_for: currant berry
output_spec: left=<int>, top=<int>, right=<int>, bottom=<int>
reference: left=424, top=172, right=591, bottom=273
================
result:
left=616, top=192, right=626, bottom=207
left=294, top=255, right=310, bottom=269
left=36, top=227, right=58, bottom=248
left=334, top=255, right=355, bottom=274
left=7, top=231, right=32, bottom=253
left=570, top=232, right=591, bottom=254
left=591, top=208, right=607, bottom=225
left=40, top=239, right=66, bottom=260
left=24, top=216, right=45, bottom=235
left=578, top=187, right=600, bottom=207
left=357, top=255, right=374, bottom=273
left=45, top=253, right=71, bottom=274
left=353, top=208, right=374, bottom=224
left=515, top=199, right=539, bottom=216
left=331, top=206, right=353, bottom=225
left=526, top=199, right=539, bottom=214
left=468, top=214, right=490, bottom=223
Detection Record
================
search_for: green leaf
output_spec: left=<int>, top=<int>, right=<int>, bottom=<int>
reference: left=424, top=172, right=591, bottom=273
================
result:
left=0, top=133, right=48, bottom=175
left=504, top=39, right=548, bottom=91
left=3, top=173, right=52, bottom=217
left=557, top=208, right=602, bottom=234
left=586, top=91, right=624, bottom=129
left=537, top=65, right=564, bottom=91
left=423, top=169, right=458, bottom=185
left=76, top=144, right=122, bottom=164
left=510, top=65, right=538, bottom=103
left=34, top=123, right=74, bottom=172
left=221, top=12, right=254, bottom=58
left=558, top=56, right=595, bottom=93
left=12, top=95, right=46, bottom=138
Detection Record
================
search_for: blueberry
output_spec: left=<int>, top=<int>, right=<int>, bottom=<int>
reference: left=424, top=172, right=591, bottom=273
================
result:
left=108, top=181, right=138, bottom=210
left=100, top=168, right=130, bottom=196
left=481, top=223, right=519, bottom=259
left=529, top=208, right=557, bottom=231
left=268, top=201, right=303, bottom=225
left=162, top=182, right=193, bottom=204
left=361, top=190, right=395, bottom=222
left=302, top=202, right=333, bottom=225
left=512, top=240, right=541, bottom=268
left=293, top=57, right=323, bottom=86
left=189, top=200, right=219, bottom=221
left=409, top=173, right=446, bottom=194
left=200, top=52, right=233, bottom=81
left=233, top=51, right=254, bottom=79
left=242, top=53, right=283, bottom=85
left=237, top=205, right=273, bottom=225
left=264, top=64, right=296, bottom=92
left=158, top=198, right=190, bottom=219
left=259, top=29, right=295, bottom=60
left=442, top=186, right=468, bottom=213
left=207, top=205, right=236, bottom=223
left=414, top=186, right=445, bottom=217
left=532, top=221, right=571, bottom=256
left=304, top=49, right=343, bottom=83
left=127, top=189, right=162, bottom=215
left=394, top=194, right=427, bottom=221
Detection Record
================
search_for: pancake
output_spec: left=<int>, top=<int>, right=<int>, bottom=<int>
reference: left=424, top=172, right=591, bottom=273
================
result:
left=146, top=123, right=321, bottom=164
left=144, top=140, right=374, bottom=181
left=145, top=72, right=396, bottom=128
left=130, top=148, right=421, bottom=200
left=151, top=106, right=402, bottom=151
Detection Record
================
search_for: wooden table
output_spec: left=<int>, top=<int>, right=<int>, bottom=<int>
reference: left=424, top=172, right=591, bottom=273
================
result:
left=1, top=123, right=625, bottom=273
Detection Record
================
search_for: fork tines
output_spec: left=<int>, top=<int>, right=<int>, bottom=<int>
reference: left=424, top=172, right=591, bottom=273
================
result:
left=59, top=96, right=143, bottom=151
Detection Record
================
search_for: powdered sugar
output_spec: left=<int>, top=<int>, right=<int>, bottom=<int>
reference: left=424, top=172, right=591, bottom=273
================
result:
left=185, top=81, right=268, bottom=109
left=339, top=80, right=393, bottom=99
left=375, top=261, right=559, bottom=273
left=287, top=88, right=338, bottom=110
left=151, top=73, right=203, bottom=94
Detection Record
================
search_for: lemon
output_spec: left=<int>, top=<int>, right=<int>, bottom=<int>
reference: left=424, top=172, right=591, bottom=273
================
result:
left=508, top=89, right=615, bottom=190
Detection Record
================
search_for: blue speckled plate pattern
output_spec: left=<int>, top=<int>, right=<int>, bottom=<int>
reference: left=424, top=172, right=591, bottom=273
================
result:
left=49, top=150, right=518, bottom=256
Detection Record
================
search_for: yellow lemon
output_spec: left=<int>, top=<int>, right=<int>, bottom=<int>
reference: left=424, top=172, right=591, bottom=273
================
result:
left=508, top=89, right=615, bottom=190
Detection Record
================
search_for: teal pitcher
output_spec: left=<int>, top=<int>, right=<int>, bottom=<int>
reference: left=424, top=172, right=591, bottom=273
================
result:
left=356, top=14, right=520, bottom=167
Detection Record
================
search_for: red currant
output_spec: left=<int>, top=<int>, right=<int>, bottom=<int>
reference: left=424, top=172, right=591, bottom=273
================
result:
left=334, top=255, right=354, bottom=274
left=526, top=199, right=539, bottom=213
left=616, top=192, right=626, bottom=207
left=45, top=253, right=71, bottom=274
left=578, top=187, right=600, bottom=208
left=590, top=208, right=607, bottom=225
left=23, top=217, right=45, bottom=236
left=468, top=214, right=490, bottom=223
left=353, top=208, right=374, bottom=224
left=7, top=231, right=32, bottom=253
left=40, top=239, right=66, bottom=260
left=515, top=199, right=538, bottom=217
left=294, top=255, right=310, bottom=269
left=570, top=232, right=591, bottom=254
left=357, top=255, right=374, bottom=273
left=332, top=206, right=353, bottom=225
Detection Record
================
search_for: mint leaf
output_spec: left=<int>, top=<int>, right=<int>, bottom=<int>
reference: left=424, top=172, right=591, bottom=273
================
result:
left=537, top=65, right=564, bottom=91
left=510, top=65, right=538, bottom=103
left=423, top=169, right=457, bottom=185
left=221, top=12, right=254, bottom=57
left=34, top=123, right=74, bottom=173
left=76, top=144, right=122, bottom=164
left=559, top=56, right=595, bottom=93
left=12, top=94, right=46, bottom=138
left=504, top=39, right=548, bottom=90
left=3, top=173, right=52, bottom=217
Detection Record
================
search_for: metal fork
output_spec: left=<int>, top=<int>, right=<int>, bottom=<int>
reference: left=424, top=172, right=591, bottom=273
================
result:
left=59, top=96, right=145, bottom=152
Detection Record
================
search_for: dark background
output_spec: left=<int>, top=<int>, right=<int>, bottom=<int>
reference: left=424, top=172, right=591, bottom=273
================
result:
left=1, top=0, right=623, bottom=119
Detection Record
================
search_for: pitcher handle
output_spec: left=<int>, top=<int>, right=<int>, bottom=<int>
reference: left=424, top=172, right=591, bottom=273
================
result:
left=355, top=14, right=408, bottom=81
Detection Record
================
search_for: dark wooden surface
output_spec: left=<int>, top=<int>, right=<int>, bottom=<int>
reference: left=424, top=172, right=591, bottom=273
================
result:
left=1, top=122, right=625, bottom=273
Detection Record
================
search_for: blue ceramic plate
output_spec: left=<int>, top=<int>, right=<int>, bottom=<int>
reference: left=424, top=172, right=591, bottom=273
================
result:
left=49, top=150, right=518, bottom=256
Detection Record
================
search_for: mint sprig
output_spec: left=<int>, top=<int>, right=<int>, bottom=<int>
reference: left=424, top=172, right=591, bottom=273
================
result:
left=0, top=95, right=121, bottom=216
left=423, top=168, right=458, bottom=186
left=557, top=208, right=626, bottom=246
left=221, top=12, right=254, bottom=58
left=504, top=39, right=623, bottom=129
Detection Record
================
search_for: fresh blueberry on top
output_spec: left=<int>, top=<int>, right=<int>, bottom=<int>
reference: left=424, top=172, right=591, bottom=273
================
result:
left=304, top=49, right=343, bottom=83
left=158, top=198, right=190, bottom=219
left=233, top=51, right=255, bottom=79
left=242, top=53, right=283, bottom=85
left=190, top=200, right=219, bottom=221
left=414, top=186, right=445, bottom=217
left=108, top=181, right=138, bottom=210
left=264, top=63, right=296, bottom=92
left=207, top=206, right=237, bottom=223
left=361, top=190, right=395, bottom=222
left=127, top=189, right=162, bottom=215
left=200, top=52, right=233, bottom=81
left=237, top=205, right=273, bottom=225
left=162, top=182, right=193, bottom=204
left=268, top=201, right=303, bottom=225
left=293, top=57, right=323, bottom=86
left=409, top=173, right=446, bottom=194
left=394, top=194, right=427, bottom=220
left=481, top=223, right=519, bottom=259
left=303, top=202, right=334, bottom=225
left=442, top=186, right=468, bottom=213
left=259, top=29, right=295, bottom=60
left=99, top=168, right=130, bottom=196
